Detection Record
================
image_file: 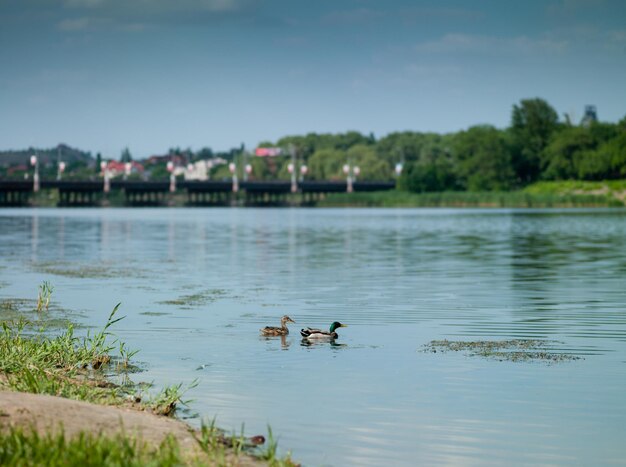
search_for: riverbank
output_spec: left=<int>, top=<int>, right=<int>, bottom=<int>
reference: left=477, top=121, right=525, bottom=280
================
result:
left=8, top=180, right=626, bottom=208
left=0, top=303, right=295, bottom=466
left=319, top=181, right=626, bottom=208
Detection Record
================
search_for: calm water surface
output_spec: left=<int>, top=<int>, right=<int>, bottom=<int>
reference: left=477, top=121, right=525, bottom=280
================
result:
left=1, top=208, right=625, bottom=466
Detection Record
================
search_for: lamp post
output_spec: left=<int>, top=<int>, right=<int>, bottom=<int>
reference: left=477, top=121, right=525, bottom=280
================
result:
left=342, top=164, right=360, bottom=192
left=57, top=161, right=66, bottom=181
left=229, top=162, right=238, bottom=193
left=101, top=161, right=110, bottom=193
left=343, top=164, right=353, bottom=193
left=289, top=144, right=297, bottom=193
left=395, top=162, right=403, bottom=177
left=30, top=155, right=40, bottom=192
left=245, top=164, right=252, bottom=181
left=167, top=161, right=176, bottom=192
left=299, top=165, right=308, bottom=182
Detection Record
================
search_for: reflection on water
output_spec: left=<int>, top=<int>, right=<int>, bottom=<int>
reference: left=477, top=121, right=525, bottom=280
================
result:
left=1, top=207, right=626, bottom=466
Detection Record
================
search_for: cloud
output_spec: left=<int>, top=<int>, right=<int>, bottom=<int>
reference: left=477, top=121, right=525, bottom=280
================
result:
left=547, top=0, right=608, bottom=15
left=52, top=0, right=254, bottom=32
left=62, top=0, right=245, bottom=14
left=63, top=0, right=104, bottom=8
left=323, top=8, right=385, bottom=25
left=608, top=29, right=626, bottom=42
left=415, top=33, right=568, bottom=56
left=57, top=17, right=91, bottom=31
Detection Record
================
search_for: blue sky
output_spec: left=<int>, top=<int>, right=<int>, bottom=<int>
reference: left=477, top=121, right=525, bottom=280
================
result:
left=1, top=0, right=625, bottom=158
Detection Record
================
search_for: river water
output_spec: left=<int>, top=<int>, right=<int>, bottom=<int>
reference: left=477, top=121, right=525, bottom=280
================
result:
left=1, top=207, right=625, bottom=466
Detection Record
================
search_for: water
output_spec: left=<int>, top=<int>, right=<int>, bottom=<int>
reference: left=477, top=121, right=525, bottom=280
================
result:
left=1, top=207, right=626, bottom=466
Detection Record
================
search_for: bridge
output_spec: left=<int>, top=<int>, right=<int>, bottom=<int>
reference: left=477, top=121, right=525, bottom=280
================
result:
left=0, top=179, right=395, bottom=207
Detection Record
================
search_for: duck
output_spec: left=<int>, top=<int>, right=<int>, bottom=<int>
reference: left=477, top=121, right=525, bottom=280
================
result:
left=300, top=321, right=347, bottom=340
left=260, top=315, right=295, bottom=336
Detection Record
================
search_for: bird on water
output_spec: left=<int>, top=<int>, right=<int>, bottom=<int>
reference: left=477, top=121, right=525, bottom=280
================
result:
left=300, top=321, right=348, bottom=340
left=260, top=315, right=296, bottom=336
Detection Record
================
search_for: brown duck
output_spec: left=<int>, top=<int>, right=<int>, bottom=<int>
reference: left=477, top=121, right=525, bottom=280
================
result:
left=260, top=315, right=295, bottom=336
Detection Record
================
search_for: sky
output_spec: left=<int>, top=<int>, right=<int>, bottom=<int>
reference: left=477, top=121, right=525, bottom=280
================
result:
left=1, top=0, right=625, bottom=158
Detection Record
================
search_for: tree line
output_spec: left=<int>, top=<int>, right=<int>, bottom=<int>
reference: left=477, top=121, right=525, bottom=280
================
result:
left=259, top=98, right=626, bottom=192
left=2, top=98, right=624, bottom=190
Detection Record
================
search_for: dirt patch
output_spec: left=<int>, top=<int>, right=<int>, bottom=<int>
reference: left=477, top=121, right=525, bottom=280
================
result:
left=423, top=339, right=582, bottom=363
left=0, top=391, right=263, bottom=466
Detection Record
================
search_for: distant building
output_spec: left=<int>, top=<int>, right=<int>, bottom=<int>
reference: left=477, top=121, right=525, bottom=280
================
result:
left=581, top=105, right=598, bottom=127
left=103, top=161, right=145, bottom=178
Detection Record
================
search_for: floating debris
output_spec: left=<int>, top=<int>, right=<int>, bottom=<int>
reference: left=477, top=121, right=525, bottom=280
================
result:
left=423, top=339, right=582, bottom=363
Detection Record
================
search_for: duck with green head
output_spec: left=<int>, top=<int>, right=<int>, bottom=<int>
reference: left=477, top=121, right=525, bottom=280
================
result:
left=300, top=321, right=347, bottom=340
left=260, top=315, right=295, bottom=336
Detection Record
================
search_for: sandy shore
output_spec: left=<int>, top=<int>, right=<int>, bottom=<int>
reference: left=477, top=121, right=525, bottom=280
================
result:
left=0, top=390, right=264, bottom=466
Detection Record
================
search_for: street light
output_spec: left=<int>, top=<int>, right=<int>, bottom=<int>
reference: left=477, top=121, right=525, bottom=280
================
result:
left=229, top=162, right=238, bottom=192
left=57, top=161, right=66, bottom=181
left=167, top=161, right=176, bottom=192
left=395, top=163, right=403, bottom=177
left=343, top=163, right=354, bottom=193
left=101, top=161, right=110, bottom=193
left=30, top=155, right=40, bottom=192
left=300, top=165, right=308, bottom=182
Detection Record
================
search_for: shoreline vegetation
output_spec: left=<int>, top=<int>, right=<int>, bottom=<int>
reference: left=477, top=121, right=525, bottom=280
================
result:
left=0, top=300, right=296, bottom=466
left=13, top=180, right=626, bottom=208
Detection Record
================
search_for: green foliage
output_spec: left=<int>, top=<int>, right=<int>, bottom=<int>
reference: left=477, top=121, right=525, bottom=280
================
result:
left=510, top=97, right=560, bottom=184
left=307, top=148, right=346, bottom=180
left=120, top=147, right=133, bottom=163
left=398, top=157, right=456, bottom=192
left=148, top=380, right=198, bottom=416
left=3, top=99, right=625, bottom=190
left=453, top=125, right=515, bottom=191
left=0, top=304, right=136, bottom=405
left=347, top=144, right=392, bottom=181
left=318, top=188, right=622, bottom=208
left=36, top=281, right=54, bottom=313
left=0, top=427, right=185, bottom=467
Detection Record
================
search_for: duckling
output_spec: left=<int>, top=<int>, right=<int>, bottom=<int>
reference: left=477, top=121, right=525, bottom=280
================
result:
left=300, top=321, right=347, bottom=340
left=260, top=315, right=295, bottom=336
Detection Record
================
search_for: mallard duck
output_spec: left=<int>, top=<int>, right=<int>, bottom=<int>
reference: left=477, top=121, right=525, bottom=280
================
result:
left=260, top=315, right=295, bottom=336
left=300, top=321, right=347, bottom=340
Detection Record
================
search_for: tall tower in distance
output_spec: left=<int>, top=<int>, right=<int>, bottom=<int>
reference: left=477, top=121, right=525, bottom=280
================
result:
left=581, top=105, right=598, bottom=127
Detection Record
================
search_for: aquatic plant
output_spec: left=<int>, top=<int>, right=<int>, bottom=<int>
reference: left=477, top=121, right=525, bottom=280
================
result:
left=148, top=379, right=198, bottom=416
left=36, top=281, right=53, bottom=312
left=423, top=339, right=582, bottom=363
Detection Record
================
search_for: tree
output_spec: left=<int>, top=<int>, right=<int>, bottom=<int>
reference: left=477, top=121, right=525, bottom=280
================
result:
left=510, top=98, right=559, bottom=184
left=307, top=149, right=346, bottom=180
left=120, top=147, right=132, bottom=163
left=543, top=122, right=620, bottom=180
left=453, top=125, right=514, bottom=191
left=398, top=157, right=457, bottom=192
left=346, top=145, right=392, bottom=180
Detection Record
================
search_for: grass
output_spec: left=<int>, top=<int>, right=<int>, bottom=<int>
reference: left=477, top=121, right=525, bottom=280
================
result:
left=318, top=187, right=624, bottom=208
left=0, top=305, right=135, bottom=406
left=0, top=427, right=184, bottom=467
left=0, top=294, right=297, bottom=465
left=0, top=422, right=296, bottom=467
left=36, top=281, right=53, bottom=313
